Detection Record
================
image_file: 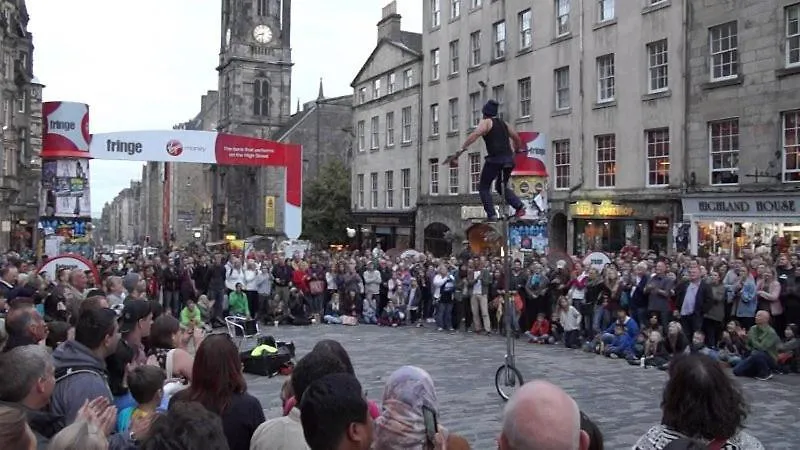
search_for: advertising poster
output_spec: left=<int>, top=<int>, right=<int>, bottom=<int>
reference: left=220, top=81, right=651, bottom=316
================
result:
left=510, top=222, right=549, bottom=255
left=40, top=159, right=91, bottom=217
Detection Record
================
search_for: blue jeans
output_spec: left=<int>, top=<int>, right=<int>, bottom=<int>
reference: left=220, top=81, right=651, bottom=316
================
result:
left=478, top=161, right=524, bottom=218
left=309, top=294, right=324, bottom=315
left=436, top=302, right=453, bottom=329
left=207, top=287, right=225, bottom=319
left=164, top=290, right=181, bottom=315
left=733, top=351, right=777, bottom=378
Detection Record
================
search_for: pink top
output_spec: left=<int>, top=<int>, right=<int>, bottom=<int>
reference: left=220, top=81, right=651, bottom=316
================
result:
left=284, top=395, right=381, bottom=418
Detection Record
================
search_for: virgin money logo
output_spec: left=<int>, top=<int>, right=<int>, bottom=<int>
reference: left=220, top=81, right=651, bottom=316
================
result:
left=166, top=139, right=183, bottom=157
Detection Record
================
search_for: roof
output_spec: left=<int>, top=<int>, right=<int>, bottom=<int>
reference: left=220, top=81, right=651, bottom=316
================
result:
left=350, top=33, right=422, bottom=87
left=271, top=94, right=353, bottom=142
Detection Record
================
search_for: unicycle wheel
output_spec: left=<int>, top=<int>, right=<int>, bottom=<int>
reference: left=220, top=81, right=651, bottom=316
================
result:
left=494, top=364, right=524, bottom=401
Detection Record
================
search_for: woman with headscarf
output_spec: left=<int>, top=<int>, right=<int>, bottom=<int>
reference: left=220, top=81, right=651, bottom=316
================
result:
left=373, top=366, right=470, bottom=449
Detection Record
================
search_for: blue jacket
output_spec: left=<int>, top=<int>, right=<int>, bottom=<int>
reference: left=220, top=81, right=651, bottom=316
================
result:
left=609, top=333, right=634, bottom=354
left=604, top=316, right=639, bottom=340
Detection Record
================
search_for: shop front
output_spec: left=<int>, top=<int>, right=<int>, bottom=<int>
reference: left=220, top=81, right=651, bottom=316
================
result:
left=682, top=194, right=800, bottom=257
left=351, top=211, right=416, bottom=252
left=568, top=200, right=678, bottom=255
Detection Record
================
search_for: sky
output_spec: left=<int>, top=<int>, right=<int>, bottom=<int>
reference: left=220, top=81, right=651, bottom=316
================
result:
left=26, top=0, right=422, bottom=217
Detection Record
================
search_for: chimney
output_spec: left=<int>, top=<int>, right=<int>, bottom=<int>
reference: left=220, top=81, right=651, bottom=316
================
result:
left=377, top=1, right=402, bottom=42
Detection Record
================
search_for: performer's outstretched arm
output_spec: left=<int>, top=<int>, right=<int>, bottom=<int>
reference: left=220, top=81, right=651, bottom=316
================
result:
left=443, top=119, right=491, bottom=164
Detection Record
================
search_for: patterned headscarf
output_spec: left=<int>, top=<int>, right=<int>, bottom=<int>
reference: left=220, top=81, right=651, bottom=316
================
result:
left=373, top=366, right=438, bottom=449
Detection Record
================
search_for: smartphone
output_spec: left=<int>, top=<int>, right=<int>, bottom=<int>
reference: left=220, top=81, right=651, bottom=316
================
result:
left=422, top=405, right=438, bottom=447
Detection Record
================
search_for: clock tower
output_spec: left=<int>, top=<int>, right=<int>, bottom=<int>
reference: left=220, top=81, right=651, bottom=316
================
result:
left=213, top=0, right=293, bottom=238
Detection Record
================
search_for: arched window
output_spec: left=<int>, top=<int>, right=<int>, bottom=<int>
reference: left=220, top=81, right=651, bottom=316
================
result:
left=257, top=0, right=267, bottom=16
left=253, top=79, right=269, bottom=117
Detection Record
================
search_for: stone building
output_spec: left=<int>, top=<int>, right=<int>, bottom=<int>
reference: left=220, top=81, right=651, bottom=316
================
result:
left=681, top=1, right=800, bottom=257
left=212, top=0, right=293, bottom=239
left=418, top=0, right=687, bottom=255
left=0, top=0, right=42, bottom=252
left=350, top=1, right=423, bottom=251
left=103, top=180, right=142, bottom=245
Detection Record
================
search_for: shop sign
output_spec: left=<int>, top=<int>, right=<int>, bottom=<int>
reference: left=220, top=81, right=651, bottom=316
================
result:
left=683, top=196, right=800, bottom=217
left=583, top=252, right=611, bottom=272
left=653, top=217, right=670, bottom=235
left=360, top=214, right=414, bottom=226
left=461, top=205, right=500, bottom=220
left=569, top=200, right=634, bottom=217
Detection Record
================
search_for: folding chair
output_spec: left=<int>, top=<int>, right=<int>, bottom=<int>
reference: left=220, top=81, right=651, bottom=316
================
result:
left=225, top=316, right=260, bottom=351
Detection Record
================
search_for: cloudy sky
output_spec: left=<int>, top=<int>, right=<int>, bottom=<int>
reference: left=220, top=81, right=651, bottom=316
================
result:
left=27, top=0, right=421, bottom=216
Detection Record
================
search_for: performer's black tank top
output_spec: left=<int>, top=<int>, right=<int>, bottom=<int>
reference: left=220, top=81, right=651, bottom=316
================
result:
left=481, top=118, right=513, bottom=163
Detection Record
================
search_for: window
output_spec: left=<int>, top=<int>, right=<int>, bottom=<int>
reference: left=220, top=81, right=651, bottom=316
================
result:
left=709, top=22, right=738, bottom=81
left=597, top=54, right=615, bottom=102
left=370, top=173, right=379, bottom=208
left=401, top=107, right=412, bottom=142
left=430, top=104, right=440, bottom=136
left=469, top=152, right=481, bottom=193
left=449, top=98, right=459, bottom=132
left=787, top=5, right=800, bottom=67
left=253, top=79, right=269, bottom=116
left=556, top=0, right=570, bottom=36
left=646, top=129, right=670, bottom=186
left=784, top=111, right=800, bottom=182
left=385, top=170, right=395, bottom=208
left=470, top=0, right=482, bottom=8
left=492, top=85, right=505, bottom=119
left=451, top=0, right=460, bottom=19
left=519, top=9, right=532, bottom=50
left=357, top=121, right=365, bottom=151
left=469, top=92, right=481, bottom=127
left=386, top=112, right=395, bottom=146
left=370, top=116, right=380, bottom=149
left=357, top=174, right=365, bottom=208
left=449, top=40, right=460, bottom=74
left=388, top=72, right=396, bottom=94
left=358, top=87, right=367, bottom=104
left=518, top=77, right=531, bottom=118
left=431, top=0, right=441, bottom=27
left=449, top=159, right=459, bottom=194
left=16, top=91, right=26, bottom=114
left=429, top=158, right=440, bottom=195
left=256, top=0, right=267, bottom=16
left=493, top=21, right=506, bottom=59
left=554, top=140, right=570, bottom=190
left=598, top=0, right=615, bottom=22
left=647, top=40, right=669, bottom=93
left=403, top=68, right=414, bottom=88
left=596, top=134, right=616, bottom=188
left=554, top=67, right=570, bottom=110
left=223, top=75, right=231, bottom=117
left=709, top=119, right=740, bottom=185
left=470, top=31, right=482, bottom=66
left=401, top=169, right=412, bottom=207
left=372, top=79, right=381, bottom=98
left=431, top=49, right=440, bottom=81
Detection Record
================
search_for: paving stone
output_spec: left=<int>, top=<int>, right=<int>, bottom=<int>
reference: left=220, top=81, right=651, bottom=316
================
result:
left=242, top=324, right=800, bottom=449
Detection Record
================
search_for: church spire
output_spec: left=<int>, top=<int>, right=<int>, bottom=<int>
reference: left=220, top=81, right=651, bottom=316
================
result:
left=296, top=97, right=300, bottom=114
left=317, top=77, right=324, bottom=100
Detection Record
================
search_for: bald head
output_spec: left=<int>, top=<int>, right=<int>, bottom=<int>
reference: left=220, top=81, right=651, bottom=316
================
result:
left=500, top=381, right=587, bottom=450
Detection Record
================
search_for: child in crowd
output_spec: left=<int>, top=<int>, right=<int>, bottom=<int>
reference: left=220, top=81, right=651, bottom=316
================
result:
left=323, top=293, right=342, bottom=324
left=229, top=283, right=251, bottom=318
left=642, top=330, right=669, bottom=368
left=690, top=330, right=719, bottom=360
left=550, top=313, right=564, bottom=344
left=777, top=323, right=800, bottom=373
left=196, top=294, right=214, bottom=323
left=379, top=300, right=404, bottom=327
left=718, top=320, right=747, bottom=367
left=603, top=324, right=634, bottom=359
left=525, top=313, right=552, bottom=344
left=556, top=296, right=582, bottom=349
left=117, top=365, right=166, bottom=433
left=180, top=298, right=203, bottom=330
left=362, top=292, right=378, bottom=324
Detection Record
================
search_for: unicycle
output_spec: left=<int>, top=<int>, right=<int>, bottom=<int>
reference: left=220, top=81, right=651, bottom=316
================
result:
left=493, top=165, right=525, bottom=401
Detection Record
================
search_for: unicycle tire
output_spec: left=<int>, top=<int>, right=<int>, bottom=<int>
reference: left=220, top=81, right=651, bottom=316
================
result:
left=494, top=364, right=524, bottom=401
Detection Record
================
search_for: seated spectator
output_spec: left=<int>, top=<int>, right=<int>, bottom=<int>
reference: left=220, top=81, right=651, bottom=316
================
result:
left=600, top=309, right=640, bottom=343
left=3, top=307, right=47, bottom=352
left=229, top=283, right=250, bottom=318
left=525, top=313, right=551, bottom=344
left=499, top=380, right=589, bottom=450
left=0, top=345, right=60, bottom=446
left=663, top=321, right=689, bottom=359
left=689, top=330, right=718, bottom=360
left=45, top=322, right=70, bottom=352
left=195, top=295, right=214, bottom=324
left=580, top=411, right=604, bottom=450
left=602, top=324, right=634, bottom=359
left=147, top=315, right=197, bottom=383
left=117, top=365, right=165, bottom=434
left=634, top=354, right=764, bottom=449
left=323, top=293, right=342, bottom=324
left=556, top=296, right=582, bottom=349
left=141, top=401, right=230, bottom=450
left=299, top=373, right=373, bottom=450
left=733, top=310, right=780, bottom=380
left=179, top=299, right=203, bottom=331
left=48, top=419, right=107, bottom=450
left=378, top=300, right=403, bottom=327
left=287, top=288, right=311, bottom=326
left=776, top=323, right=799, bottom=373
left=361, top=292, right=377, bottom=324
left=718, top=320, right=747, bottom=367
left=373, top=366, right=469, bottom=449
left=0, top=405, right=37, bottom=450
left=171, top=334, right=264, bottom=450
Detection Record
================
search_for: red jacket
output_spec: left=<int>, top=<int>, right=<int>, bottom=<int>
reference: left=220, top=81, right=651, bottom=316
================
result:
left=529, top=319, right=551, bottom=336
left=292, top=269, right=310, bottom=293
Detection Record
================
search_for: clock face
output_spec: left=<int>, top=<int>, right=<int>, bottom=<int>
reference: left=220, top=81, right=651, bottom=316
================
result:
left=253, top=25, right=272, bottom=44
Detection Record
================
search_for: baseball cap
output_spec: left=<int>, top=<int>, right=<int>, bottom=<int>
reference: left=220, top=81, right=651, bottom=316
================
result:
left=122, top=272, right=141, bottom=293
left=118, top=299, right=152, bottom=333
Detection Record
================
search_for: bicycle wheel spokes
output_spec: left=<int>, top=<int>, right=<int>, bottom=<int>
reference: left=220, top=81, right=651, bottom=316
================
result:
left=494, top=364, right=524, bottom=401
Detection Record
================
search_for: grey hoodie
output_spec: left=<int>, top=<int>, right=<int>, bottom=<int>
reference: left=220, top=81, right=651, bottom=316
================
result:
left=50, top=340, right=135, bottom=450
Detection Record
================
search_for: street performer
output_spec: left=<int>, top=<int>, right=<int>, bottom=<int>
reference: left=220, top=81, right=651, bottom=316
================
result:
left=443, top=99, right=526, bottom=223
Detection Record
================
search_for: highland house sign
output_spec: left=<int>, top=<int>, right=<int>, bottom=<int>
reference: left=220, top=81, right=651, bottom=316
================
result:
left=682, top=196, right=800, bottom=218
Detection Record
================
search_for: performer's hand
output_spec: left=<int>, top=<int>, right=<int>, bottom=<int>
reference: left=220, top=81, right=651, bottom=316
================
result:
left=442, top=154, right=456, bottom=165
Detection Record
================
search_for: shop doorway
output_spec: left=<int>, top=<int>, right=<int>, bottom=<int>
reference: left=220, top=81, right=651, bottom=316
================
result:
left=550, top=212, right=567, bottom=252
left=423, top=222, right=452, bottom=257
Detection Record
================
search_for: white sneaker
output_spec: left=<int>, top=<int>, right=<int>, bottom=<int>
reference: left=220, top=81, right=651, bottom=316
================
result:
left=437, top=327, right=443, bottom=331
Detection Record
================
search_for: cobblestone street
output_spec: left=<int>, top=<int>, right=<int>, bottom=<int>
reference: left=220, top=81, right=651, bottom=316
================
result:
left=244, top=324, right=800, bottom=449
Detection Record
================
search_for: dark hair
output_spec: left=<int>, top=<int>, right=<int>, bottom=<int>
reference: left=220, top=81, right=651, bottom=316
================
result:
left=580, top=411, right=604, bottom=450
left=662, top=438, right=708, bottom=450
left=0, top=406, right=34, bottom=450
left=46, top=321, right=70, bottom=350
left=74, top=308, right=118, bottom=350
left=80, top=295, right=108, bottom=316
left=127, top=365, right=166, bottom=404
left=141, top=401, right=230, bottom=450
left=106, top=340, right=136, bottom=396
left=291, top=351, right=348, bottom=403
left=299, top=373, right=368, bottom=450
left=180, top=334, right=246, bottom=414
left=149, top=315, right=180, bottom=350
left=312, top=339, right=355, bottom=375
left=661, top=354, right=747, bottom=440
